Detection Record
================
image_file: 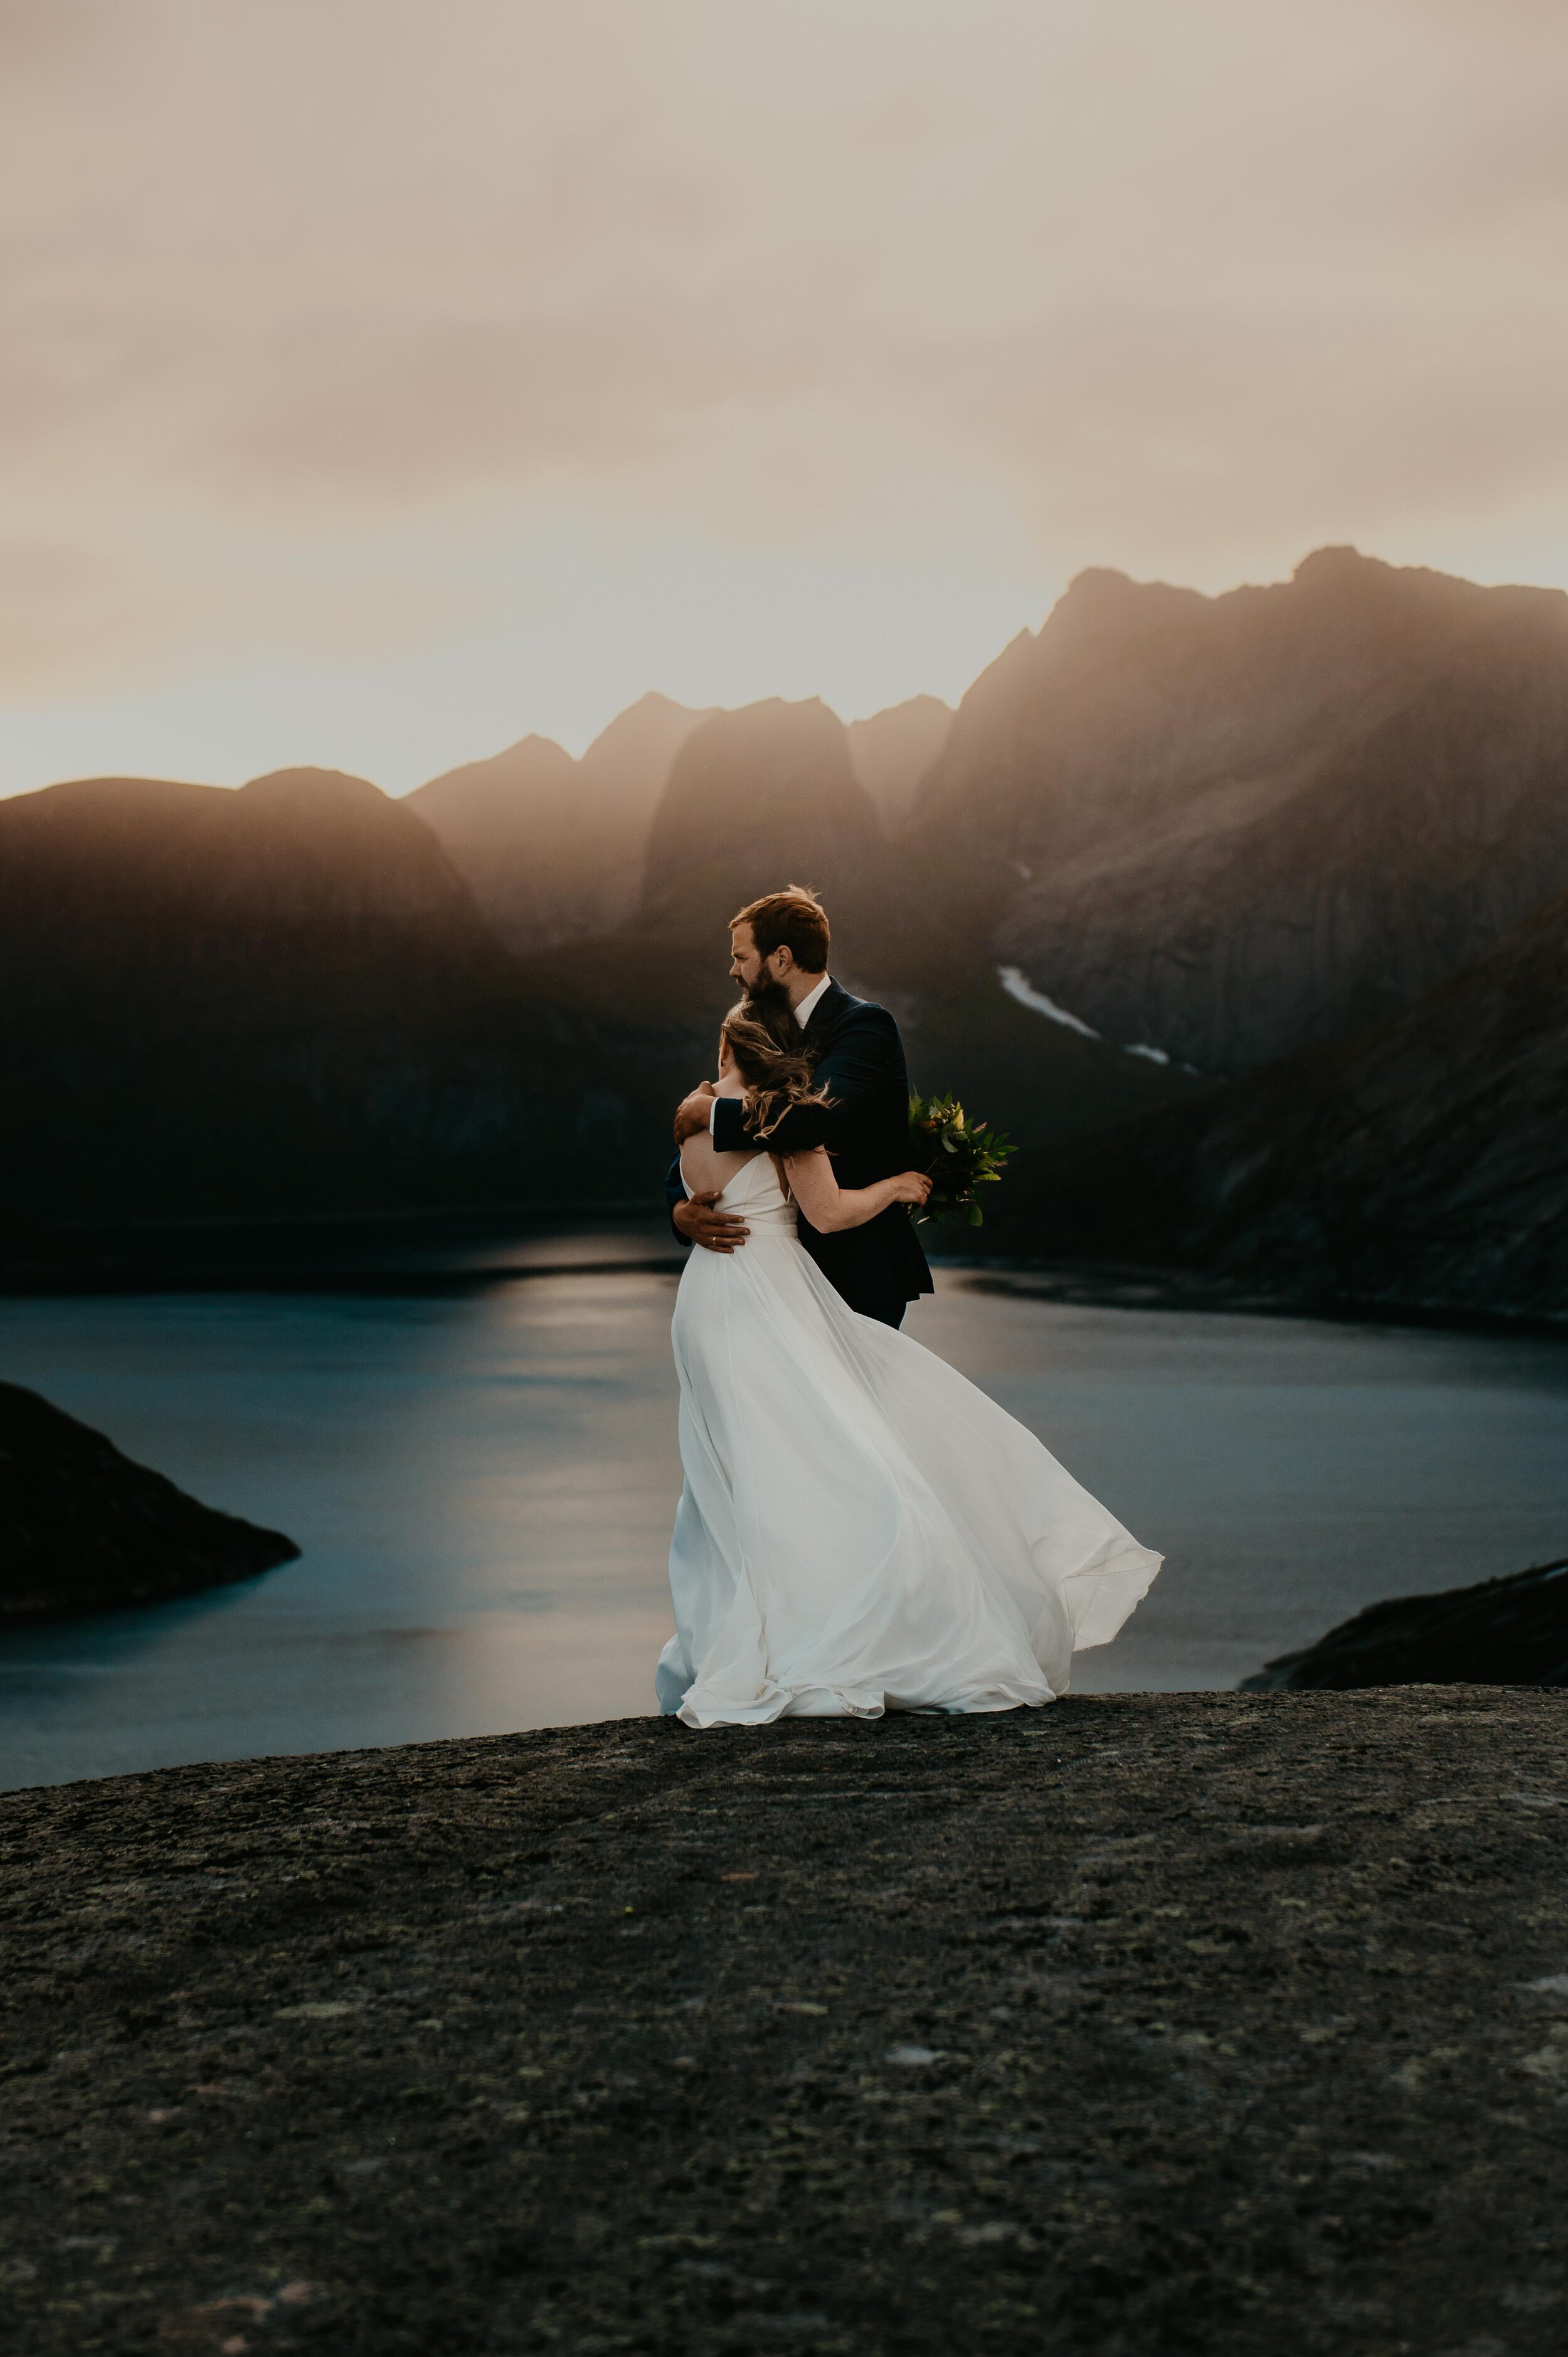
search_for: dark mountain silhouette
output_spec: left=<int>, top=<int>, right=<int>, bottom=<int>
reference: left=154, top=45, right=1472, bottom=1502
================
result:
left=846, top=694, right=952, bottom=829
left=529, top=691, right=1197, bottom=1172
left=638, top=696, right=886, bottom=932
left=512, top=695, right=896, bottom=1113
left=1168, top=881, right=1568, bottom=1317
left=0, top=767, right=697, bottom=1241
left=408, top=732, right=578, bottom=950
left=3, top=766, right=490, bottom=985
left=9, top=545, right=1567, bottom=1320
left=983, top=881, right=1568, bottom=1321
left=410, top=692, right=710, bottom=953
left=912, top=548, right=1568, bottom=1075
left=580, top=691, right=716, bottom=814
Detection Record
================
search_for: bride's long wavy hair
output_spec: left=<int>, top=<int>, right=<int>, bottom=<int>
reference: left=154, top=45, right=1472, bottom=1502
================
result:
left=719, top=994, right=831, bottom=1146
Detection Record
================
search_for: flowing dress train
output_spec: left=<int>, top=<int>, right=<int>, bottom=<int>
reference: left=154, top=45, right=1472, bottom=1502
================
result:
left=656, top=1152, right=1161, bottom=1727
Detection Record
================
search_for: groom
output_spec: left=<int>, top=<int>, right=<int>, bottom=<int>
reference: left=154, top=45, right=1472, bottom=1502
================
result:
left=669, top=886, right=933, bottom=1329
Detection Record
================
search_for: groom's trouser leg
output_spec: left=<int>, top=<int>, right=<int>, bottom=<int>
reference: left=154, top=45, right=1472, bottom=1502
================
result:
left=861, top=1301, right=906, bottom=1331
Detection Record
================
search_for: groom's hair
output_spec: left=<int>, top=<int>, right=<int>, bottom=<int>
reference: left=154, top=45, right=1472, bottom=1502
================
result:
left=730, top=886, right=829, bottom=974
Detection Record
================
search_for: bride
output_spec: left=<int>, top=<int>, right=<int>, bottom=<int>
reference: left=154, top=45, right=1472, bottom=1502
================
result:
left=655, top=998, right=1162, bottom=1727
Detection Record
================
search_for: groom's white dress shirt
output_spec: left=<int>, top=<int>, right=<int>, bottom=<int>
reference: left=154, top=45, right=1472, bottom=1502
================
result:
left=792, top=973, right=832, bottom=1029
left=709, top=973, right=832, bottom=1133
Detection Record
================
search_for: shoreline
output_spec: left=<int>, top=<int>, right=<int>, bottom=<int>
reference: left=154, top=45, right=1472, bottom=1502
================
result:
left=4, top=1226, right=1568, bottom=1339
left=954, top=1260, right=1568, bottom=1341
left=5, top=1692, right=1567, bottom=2354
left=3, top=1203, right=1565, bottom=1336
left=0, top=1252, right=691, bottom=1299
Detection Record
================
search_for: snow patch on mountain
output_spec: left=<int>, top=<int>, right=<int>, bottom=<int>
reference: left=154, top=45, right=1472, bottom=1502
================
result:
left=997, top=966, right=1101, bottom=1038
left=998, top=967, right=1195, bottom=1073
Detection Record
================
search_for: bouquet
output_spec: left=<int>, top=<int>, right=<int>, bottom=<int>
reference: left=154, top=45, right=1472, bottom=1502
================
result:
left=908, top=1092, right=1017, bottom=1227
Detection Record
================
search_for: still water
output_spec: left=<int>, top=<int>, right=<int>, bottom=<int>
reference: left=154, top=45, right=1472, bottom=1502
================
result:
left=4, top=1265, right=1567, bottom=1792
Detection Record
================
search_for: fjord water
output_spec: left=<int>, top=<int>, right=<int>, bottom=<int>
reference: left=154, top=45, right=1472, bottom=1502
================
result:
left=3, top=1265, right=1567, bottom=1792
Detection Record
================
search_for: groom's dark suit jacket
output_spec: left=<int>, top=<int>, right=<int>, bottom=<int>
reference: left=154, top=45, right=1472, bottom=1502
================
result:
left=665, top=978, right=934, bottom=1316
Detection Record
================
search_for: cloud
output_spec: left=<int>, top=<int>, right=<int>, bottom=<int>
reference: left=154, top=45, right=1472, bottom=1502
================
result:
left=0, top=538, right=140, bottom=691
left=4, top=0, right=1568, bottom=778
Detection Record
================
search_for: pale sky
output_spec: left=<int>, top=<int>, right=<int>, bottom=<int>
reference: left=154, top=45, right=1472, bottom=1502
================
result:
left=4, top=0, right=1568, bottom=795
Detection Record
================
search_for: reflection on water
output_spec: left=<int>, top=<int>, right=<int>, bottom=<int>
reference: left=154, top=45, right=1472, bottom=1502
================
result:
left=3, top=1268, right=1567, bottom=1790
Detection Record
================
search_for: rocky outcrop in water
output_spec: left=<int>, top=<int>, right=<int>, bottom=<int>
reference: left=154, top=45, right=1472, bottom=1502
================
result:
left=1243, top=1558, right=1568, bottom=1690
left=0, top=1381, right=299, bottom=1622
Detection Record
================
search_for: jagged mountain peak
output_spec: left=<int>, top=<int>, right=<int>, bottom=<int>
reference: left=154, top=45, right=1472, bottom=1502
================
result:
left=407, top=697, right=711, bottom=957
left=638, top=693, right=881, bottom=930
left=485, top=730, right=577, bottom=770
left=1290, top=543, right=1373, bottom=585
left=845, top=694, right=953, bottom=831
left=653, top=694, right=864, bottom=803
left=583, top=688, right=704, bottom=743
left=578, top=693, right=712, bottom=802
left=899, top=542, right=1568, bottom=1083
left=410, top=734, right=576, bottom=821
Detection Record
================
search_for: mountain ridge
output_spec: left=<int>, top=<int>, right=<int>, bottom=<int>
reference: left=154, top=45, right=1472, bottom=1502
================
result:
left=9, top=546, right=1567, bottom=1319
left=909, top=546, right=1568, bottom=1075
left=0, top=766, right=697, bottom=1231
left=409, top=692, right=711, bottom=954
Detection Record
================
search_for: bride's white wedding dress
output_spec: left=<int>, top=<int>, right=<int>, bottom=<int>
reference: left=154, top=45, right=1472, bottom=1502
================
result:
left=656, top=1152, right=1160, bottom=1727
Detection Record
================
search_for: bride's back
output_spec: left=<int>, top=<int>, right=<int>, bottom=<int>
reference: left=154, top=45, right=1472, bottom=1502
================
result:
left=679, top=1137, right=793, bottom=1225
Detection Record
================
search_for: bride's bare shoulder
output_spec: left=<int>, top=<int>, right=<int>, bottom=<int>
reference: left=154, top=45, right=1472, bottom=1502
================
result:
left=679, top=1132, right=757, bottom=1194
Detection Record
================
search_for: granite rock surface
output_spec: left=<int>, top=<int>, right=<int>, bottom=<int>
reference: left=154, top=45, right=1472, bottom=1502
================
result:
left=3, top=1693, right=1567, bottom=2354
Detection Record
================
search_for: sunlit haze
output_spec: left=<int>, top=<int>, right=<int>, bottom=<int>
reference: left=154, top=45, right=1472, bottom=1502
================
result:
left=4, top=0, right=1568, bottom=794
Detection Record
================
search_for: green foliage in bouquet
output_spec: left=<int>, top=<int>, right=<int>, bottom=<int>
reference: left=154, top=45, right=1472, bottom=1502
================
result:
left=908, top=1092, right=1018, bottom=1227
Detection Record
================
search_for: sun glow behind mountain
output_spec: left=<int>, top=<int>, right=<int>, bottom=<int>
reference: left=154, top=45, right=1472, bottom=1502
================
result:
left=5, top=0, right=1568, bottom=794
